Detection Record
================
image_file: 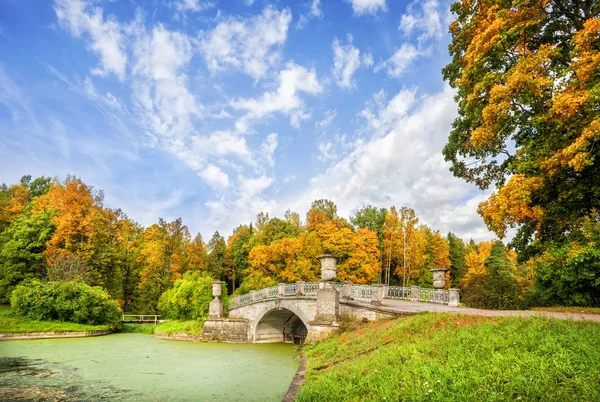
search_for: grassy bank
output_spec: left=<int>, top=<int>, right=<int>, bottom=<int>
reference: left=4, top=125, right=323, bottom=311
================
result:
left=0, top=305, right=110, bottom=333
left=532, top=306, right=600, bottom=315
left=298, top=313, right=600, bottom=401
left=154, top=320, right=203, bottom=335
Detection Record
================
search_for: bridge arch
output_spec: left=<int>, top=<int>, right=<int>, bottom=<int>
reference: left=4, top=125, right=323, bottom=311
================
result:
left=252, top=301, right=312, bottom=343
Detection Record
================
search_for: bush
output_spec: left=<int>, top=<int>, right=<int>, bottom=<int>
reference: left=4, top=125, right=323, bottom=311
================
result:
left=10, top=280, right=121, bottom=327
left=158, top=271, right=228, bottom=321
left=461, top=241, right=526, bottom=310
left=533, top=242, right=600, bottom=306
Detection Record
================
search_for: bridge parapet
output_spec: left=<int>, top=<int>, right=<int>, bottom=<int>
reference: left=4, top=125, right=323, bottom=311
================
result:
left=229, top=283, right=459, bottom=309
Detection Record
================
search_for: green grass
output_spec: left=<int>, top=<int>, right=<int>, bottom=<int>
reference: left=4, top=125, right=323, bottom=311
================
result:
left=297, top=313, right=600, bottom=401
left=154, top=320, right=203, bottom=335
left=532, top=306, right=600, bottom=315
left=0, top=305, right=110, bottom=333
left=119, top=323, right=157, bottom=334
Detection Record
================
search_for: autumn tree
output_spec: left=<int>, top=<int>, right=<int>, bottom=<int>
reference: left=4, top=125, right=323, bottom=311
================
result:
left=187, top=233, right=208, bottom=272
left=351, top=205, right=387, bottom=279
left=32, top=176, right=104, bottom=265
left=384, top=207, right=425, bottom=286
left=443, top=0, right=600, bottom=253
left=137, top=218, right=191, bottom=312
left=0, top=182, right=30, bottom=233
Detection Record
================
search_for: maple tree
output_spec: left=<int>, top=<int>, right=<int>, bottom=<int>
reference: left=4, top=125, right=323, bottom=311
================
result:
left=32, top=176, right=104, bottom=264
left=443, top=0, right=600, bottom=251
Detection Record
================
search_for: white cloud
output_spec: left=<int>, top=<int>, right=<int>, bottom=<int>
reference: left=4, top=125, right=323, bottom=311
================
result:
left=311, top=0, right=322, bottom=17
left=332, top=34, right=367, bottom=89
left=200, top=164, right=230, bottom=189
left=286, top=84, right=494, bottom=242
left=130, top=22, right=199, bottom=150
left=346, top=0, right=387, bottom=15
left=377, top=43, right=425, bottom=77
left=260, top=133, right=279, bottom=167
left=199, top=6, right=292, bottom=80
left=231, top=62, right=323, bottom=130
left=174, top=0, right=214, bottom=13
left=54, top=0, right=127, bottom=80
left=360, top=88, right=417, bottom=134
left=316, top=109, right=337, bottom=130
left=318, top=142, right=336, bottom=161
left=83, top=76, right=124, bottom=111
left=400, top=0, right=448, bottom=43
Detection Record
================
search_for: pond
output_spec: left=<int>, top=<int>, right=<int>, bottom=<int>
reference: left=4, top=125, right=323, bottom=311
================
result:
left=0, top=333, right=299, bottom=401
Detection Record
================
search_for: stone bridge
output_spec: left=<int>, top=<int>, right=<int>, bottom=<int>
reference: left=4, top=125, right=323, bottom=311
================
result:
left=202, top=255, right=460, bottom=343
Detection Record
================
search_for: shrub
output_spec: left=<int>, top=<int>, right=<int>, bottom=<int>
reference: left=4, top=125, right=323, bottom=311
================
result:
left=461, top=241, right=526, bottom=310
left=158, top=271, right=228, bottom=321
left=533, top=242, right=600, bottom=306
left=10, top=280, right=121, bottom=327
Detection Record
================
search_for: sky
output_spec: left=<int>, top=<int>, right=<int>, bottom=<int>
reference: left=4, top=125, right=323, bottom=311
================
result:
left=0, top=0, right=496, bottom=241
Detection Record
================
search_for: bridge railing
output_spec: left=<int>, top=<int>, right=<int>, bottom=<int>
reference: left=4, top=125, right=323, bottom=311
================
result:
left=284, top=283, right=297, bottom=296
left=304, top=282, right=319, bottom=296
left=121, top=314, right=162, bottom=323
left=420, top=288, right=449, bottom=304
left=229, top=282, right=455, bottom=308
left=351, top=284, right=374, bottom=300
left=386, top=286, right=411, bottom=300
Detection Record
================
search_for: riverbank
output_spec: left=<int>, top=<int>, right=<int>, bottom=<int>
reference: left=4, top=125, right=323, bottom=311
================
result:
left=297, top=313, right=600, bottom=401
left=0, top=305, right=111, bottom=336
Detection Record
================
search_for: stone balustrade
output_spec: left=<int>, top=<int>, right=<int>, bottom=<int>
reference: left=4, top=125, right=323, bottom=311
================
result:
left=229, top=282, right=459, bottom=309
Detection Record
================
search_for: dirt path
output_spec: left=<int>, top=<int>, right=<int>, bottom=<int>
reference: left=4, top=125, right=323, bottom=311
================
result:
left=382, top=299, right=600, bottom=322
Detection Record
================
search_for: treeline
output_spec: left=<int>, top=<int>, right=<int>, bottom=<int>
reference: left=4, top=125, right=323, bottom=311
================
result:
left=0, top=175, right=594, bottom=313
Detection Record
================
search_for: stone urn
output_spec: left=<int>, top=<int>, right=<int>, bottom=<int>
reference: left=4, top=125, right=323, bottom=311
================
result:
left=317, top=254, right=339, bottom=281
left=212, top=281, right=223, bottom=298
left=430, top=269, right=449, bottom=290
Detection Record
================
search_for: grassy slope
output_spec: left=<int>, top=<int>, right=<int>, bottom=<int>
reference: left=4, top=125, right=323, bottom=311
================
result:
left=154, top=320, right=203, bottom=335
left=298, top=313, right=600, bottom=401
left=0, top=305, right=109, bottom=333
left=532, top=306, right=600, bottom=315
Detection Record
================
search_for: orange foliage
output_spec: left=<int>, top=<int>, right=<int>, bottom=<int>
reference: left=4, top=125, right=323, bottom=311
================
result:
left=32, top=177, right=103, bottom=263
left=478, top=175, right=544, bottom=237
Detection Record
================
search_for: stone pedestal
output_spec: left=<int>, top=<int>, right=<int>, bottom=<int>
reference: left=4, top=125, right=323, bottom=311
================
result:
left=448, top=288, right=460, bottom=307
left=314, top=282, right=340, bottom=322
left=411, top=286, right=420, bottom=302
left=296, top=281, right=304, bottom=296
left=342, top=281, right=352, bottom=299
left=309, top=254, right=341, bottom=338
left=371, top=284, right=385, bottom=305
left=209, top=281, right=224, bottom=318
left=278, top=283, right=285, bottom=296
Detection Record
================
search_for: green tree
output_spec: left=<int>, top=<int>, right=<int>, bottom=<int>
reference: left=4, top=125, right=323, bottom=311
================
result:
left=158, top=271, right=224, bottom=321
left=448, top=232, right=466, bottom=287
left=0, top=210, right=55, bottom=303
left=483, top=241, right=521, bottom=310
left=533, top=219, right=600, bottom=306
left=19, top=175, right=52, bottom=202
left=310, top=199, right=338, bottom=220
left=207, top=231, right=226, bottom=281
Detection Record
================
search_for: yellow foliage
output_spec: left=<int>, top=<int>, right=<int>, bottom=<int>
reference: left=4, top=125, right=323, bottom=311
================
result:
left=478, top=175, right=544, bottom=237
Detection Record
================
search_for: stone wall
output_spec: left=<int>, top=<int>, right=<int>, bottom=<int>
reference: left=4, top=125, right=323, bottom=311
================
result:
left=340, top=300, right=407, bottom=321
left=201, top=318, right=250, bottom=343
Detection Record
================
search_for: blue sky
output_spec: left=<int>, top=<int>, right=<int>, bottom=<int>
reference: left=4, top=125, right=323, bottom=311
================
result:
left=0, top=0, right=495, bottom=241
